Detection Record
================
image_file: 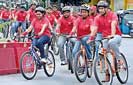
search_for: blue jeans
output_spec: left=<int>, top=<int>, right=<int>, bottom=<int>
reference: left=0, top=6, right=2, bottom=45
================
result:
left=95, top=33, right=103, bottom=58
left=72, top=35, right=92, bottom=59
left=14, top=21, right=27, bottom=33
left=32, top=35, right=50, bottom=58
left=103, top=35, right=122, bottom=58
left=57, top=35, right=76, bottom=61
left=11, top=22, right=17, bottom=34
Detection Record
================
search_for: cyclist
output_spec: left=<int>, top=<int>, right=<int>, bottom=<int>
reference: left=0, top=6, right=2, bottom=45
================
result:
left=70, top=6, right=96, bottom=61
left=0, top=6, right=11, bottom=22
left=45, top=7, right=57, bottom=28
left=89, top=5, right=97, bottom=20
left=27, top=3, right=37, bottom=24
left=56, top=6, right=75, bottom=65
left=92, top=1, right=122, bottom=81
left=13, top=6, right=27, bottom=35
left=21, top=6, right=51, bottom=63
left=51, top=5, right=61, bottom=19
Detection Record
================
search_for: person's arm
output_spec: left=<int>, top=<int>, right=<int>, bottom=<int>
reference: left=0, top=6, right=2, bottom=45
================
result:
left=87, top=17, right=98, bottom=43
left=111, top=20, right=117, bottom=36
left=55, top=17, right=61, bottom=34
left=110, top=13, right=118, bottom=37
left=21, top=25, right=33, bottom=36
left=70, top=18, right=78, bottom=35
left=90, top=25, right=98, bottom=37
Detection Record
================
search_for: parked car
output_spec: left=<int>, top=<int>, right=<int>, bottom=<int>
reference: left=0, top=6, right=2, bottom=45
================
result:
left=117, top=9, right=133, bottom=37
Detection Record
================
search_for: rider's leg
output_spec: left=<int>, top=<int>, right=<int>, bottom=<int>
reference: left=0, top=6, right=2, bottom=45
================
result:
left=57, top=35, right=67, bottom=63
left=14, top=21, right=20, bottom=34
left=108, top=35, right=122, bottom=58
left=108, top=35, right=122, bottom=73
left=72, top=40, right=81, bottom=58
left=36, top=35, right=50, bottom=59
left=21, top=21, right=27, bottom=32
left=81, top=35, right=92, bottom=59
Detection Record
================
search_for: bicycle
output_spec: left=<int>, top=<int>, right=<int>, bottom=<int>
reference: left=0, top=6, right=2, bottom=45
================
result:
left=65, top=36, right=76, bottom=74
left=50, top=31, right=59, bottom=55
left=20, top=35, right=55, bottom=80
left=94, top=37, right=128, bottom=85
left=74, top=38, right=95, bottom=82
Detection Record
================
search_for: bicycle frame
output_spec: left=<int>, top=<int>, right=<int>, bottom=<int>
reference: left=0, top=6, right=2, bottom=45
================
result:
left=29, top=45, right=42, bottom=66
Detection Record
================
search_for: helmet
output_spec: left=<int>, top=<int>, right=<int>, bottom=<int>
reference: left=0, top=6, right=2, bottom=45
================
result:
left=62, top=6, right=71, bottom=12
left=80, top=6, right=90, bottom=12
left=35, top=6, right=45, bottom=12
left=31, top=1, right=37, bottom=5
left=97, top=1, right=109, bottom=8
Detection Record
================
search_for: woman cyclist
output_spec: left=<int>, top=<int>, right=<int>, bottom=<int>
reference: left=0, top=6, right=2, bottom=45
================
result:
left=21, top=6, right=51, bottom=63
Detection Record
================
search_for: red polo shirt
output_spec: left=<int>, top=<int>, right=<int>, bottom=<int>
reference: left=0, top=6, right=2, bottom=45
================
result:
left=16, top=10, right=27, bottom=22
left=52, top=11, right=61, bottom=19
left=75, top=16, right=93, bottom=38
left=27, top=9, right=36, bottom=22
left=58, top=16, right=75, bottom=34
left=93, top=11, right=121, bottom=37
left=31, top=17, right=51, bottom=37
left=45, top=14, right=55, bottom=27
left=1, top=10, right=10, bottom=20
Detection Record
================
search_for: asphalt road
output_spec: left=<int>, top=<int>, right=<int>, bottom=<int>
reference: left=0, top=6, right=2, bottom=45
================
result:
left=0, top=37, right=133, bottom=85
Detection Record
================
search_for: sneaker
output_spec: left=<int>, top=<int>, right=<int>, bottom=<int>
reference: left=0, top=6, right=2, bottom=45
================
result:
left=61, top=61, right=67, bottom=65
left=41, top=58, right=47, bottom=64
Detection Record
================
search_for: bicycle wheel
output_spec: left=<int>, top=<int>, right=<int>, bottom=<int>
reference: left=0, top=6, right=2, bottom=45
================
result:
left=51, top=36, right=59, bottom=55
left=87, top=59, right=93, bottom=78
left=87, top=42, right=95, bottom=78
left=20, top=51, right=37, bottom=80
left=115, top=53, right=128, bottom=84
left=74, top=51, right=87, bottom=82
left=94, top=54, right=113, bottom=85
left=68, top=46, right=74, bottom=73
left=43, top=51, right=55, bottom=77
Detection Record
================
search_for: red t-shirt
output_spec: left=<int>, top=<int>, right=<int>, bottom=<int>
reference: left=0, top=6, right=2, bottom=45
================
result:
left=93, top=11, right=121, bottom=37
left=58, top=16, right=75, bottom=34
left=75, top=17, right=93, bottom=38
left=31, top=17, right=51, bottom=37
left=1, top=10, right=10, bottom=20
left=27, top=9, right=36, bottom=22
left=16, top=10, right=27, bottom=22
left=52, top=11, right=61, bottom=19
left=89, top=14, right=97, bottom=20
left=45, top=14, right=55, bottom=27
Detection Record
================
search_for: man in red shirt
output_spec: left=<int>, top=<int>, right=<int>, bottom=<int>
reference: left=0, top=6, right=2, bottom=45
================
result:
left=70, top=6, right=96, bottom=60
left=45, top=7, right=57, bottom=28
left=56, top=6, right=75, bottom=65
left=51, top=5, right=61, bottom=19
left=91, top=1, right=122, bottom=81
left=21, top=6, right=51, bottom=63
left=27, top=3, right=36, bottom=23
left=14, top=6, right=27, bottom=34
left=89, top=5, right=97, bottom=20
left=0, top=7, right=11, bottom=22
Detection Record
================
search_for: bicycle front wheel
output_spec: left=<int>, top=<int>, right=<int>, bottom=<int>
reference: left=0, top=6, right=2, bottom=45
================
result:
left=74, top=51, right=87, bottom=82
left=94, top=54, right=113, bottom=85
left=20, top=51, right=37, bottom=80
left=115, top=53, right=128, bottom=84
left=43, top=51, right=55, bottom=77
